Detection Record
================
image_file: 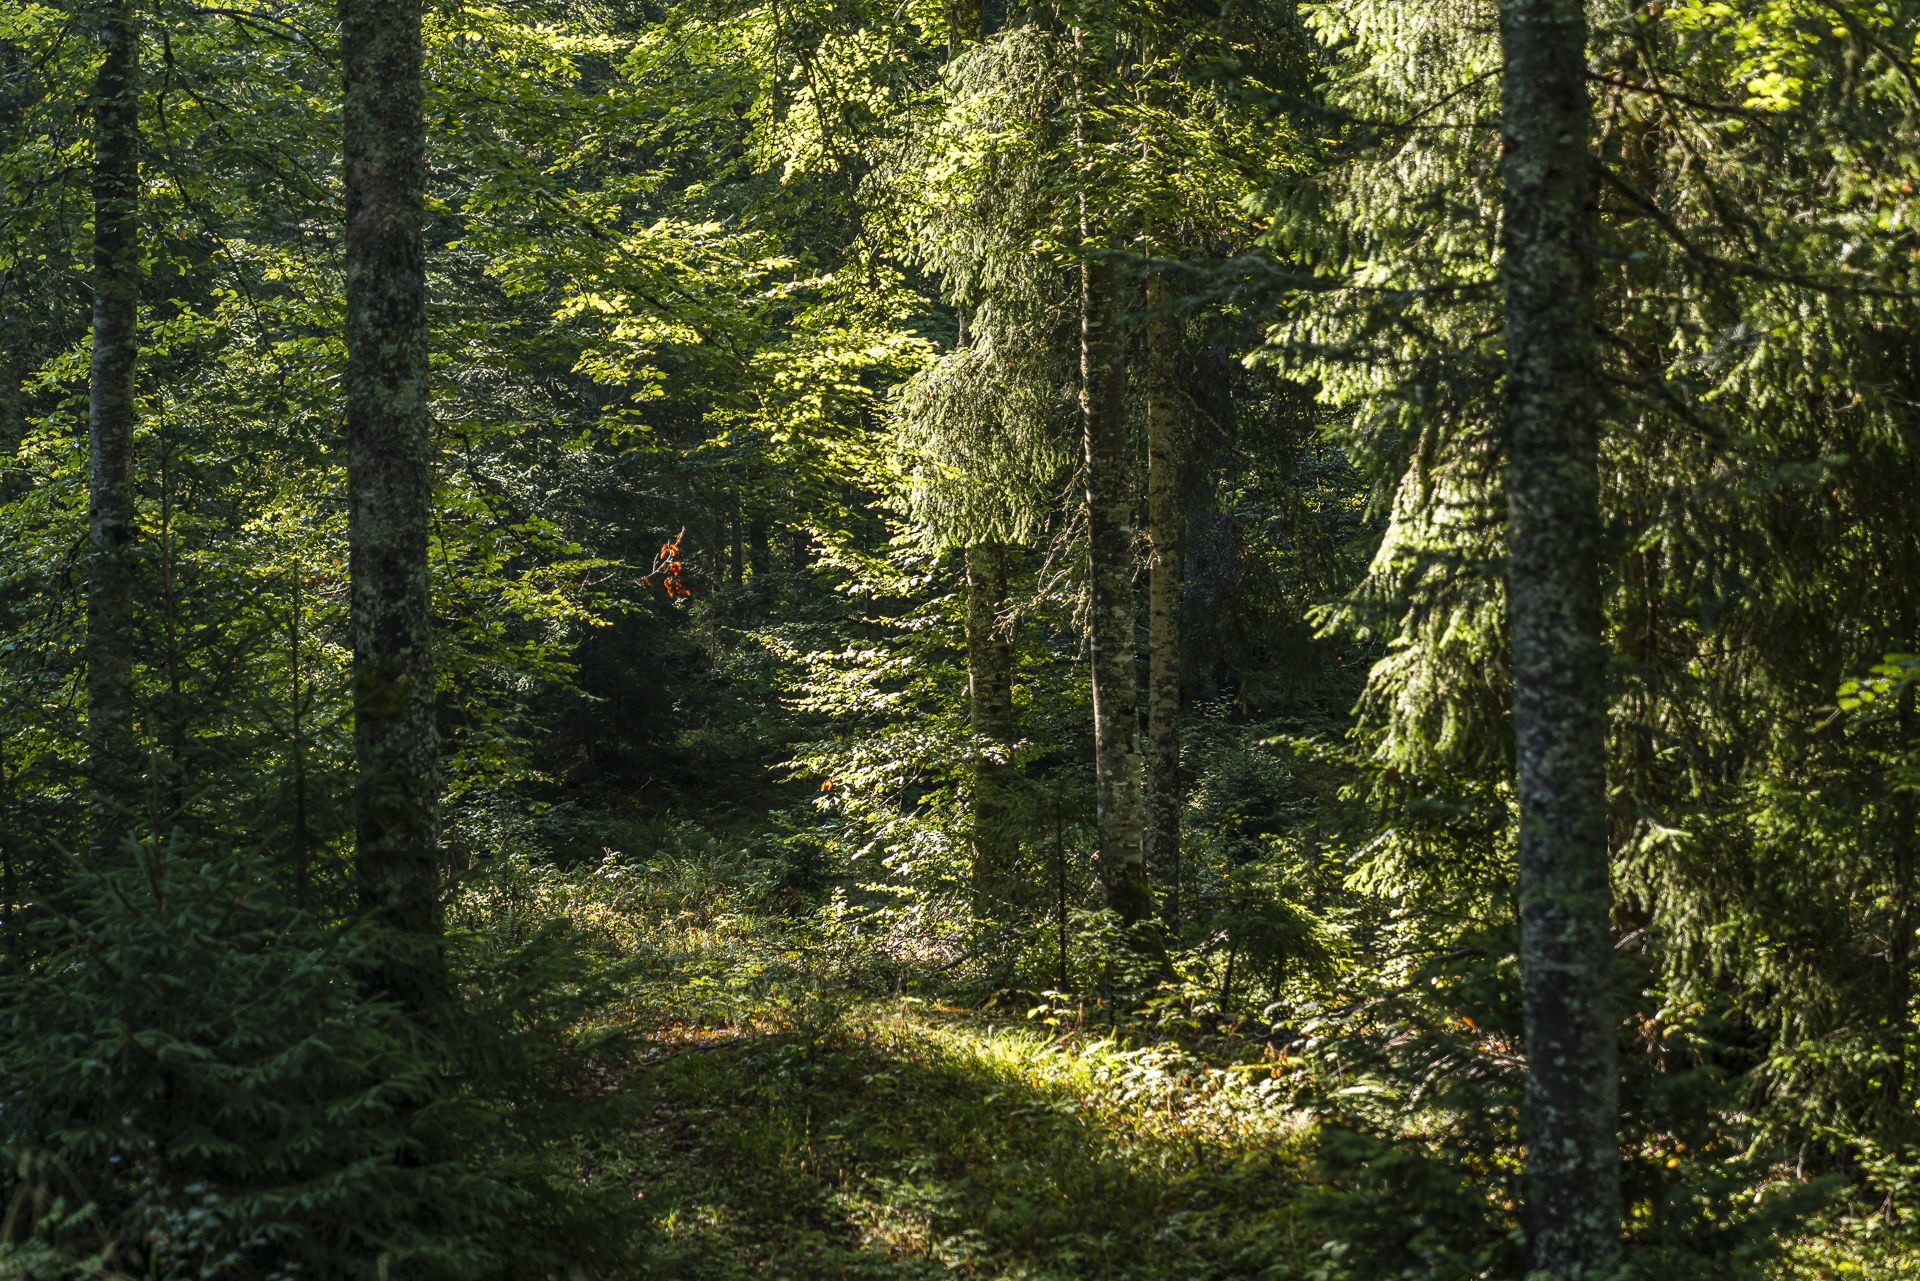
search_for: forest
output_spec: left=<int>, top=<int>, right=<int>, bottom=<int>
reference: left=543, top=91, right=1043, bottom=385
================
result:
left=2, top=0, right=1917, bottom=1277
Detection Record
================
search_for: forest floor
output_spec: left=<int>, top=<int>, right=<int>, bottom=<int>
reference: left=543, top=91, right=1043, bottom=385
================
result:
left=603, top=991, right=1313, bottom=1280
left=495, top=861, right=1920, bottom=1280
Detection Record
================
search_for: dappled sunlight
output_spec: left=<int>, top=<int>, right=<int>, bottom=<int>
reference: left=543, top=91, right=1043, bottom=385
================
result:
left=615, top=991, right=1313, bottom=1280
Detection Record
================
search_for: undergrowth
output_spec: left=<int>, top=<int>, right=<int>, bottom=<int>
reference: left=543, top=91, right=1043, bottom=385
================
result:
left=439, top=833, right=1917, bottom=1281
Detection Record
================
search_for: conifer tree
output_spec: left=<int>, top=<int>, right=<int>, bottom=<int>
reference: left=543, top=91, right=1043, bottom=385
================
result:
left=966, top=540, right=1017, bottom=911
left=1144, top=269, right=1183, bottom=920
left=342, top=0, right=442, bottom=1010
left=1500, top=1, right=1618, bottom=1272
left=1075, top=18, right=1151, bottom=925
left=86, top=0, right=141, bottom=857
left=940, top=0, right=1021, bottom=915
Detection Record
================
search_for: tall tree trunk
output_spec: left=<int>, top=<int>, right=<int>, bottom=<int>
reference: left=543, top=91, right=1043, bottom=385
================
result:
left=0, top=268, right=27, bottom=502
left=343, top=0, right=442, bottom=1011
left=1499, top=2, right=1619, bottom=1276
left=967, top=541, right=1017, bottom=914
left=1144, top=270, right=1183, bottom=926
left=944, top=0, right=1019, bottom=917
left=729, top=491, right=744, bottom=587
left=87, top=0, right=141, bottom=858
left=1081, top=256, right=1150, bottom=923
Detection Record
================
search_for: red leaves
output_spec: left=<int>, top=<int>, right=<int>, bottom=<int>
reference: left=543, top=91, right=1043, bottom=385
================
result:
left=641, top=526, right=690, bottom=602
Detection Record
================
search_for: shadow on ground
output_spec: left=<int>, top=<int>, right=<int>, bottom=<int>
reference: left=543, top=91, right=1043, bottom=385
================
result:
left=594, top=1006, right=1311, bottom=1280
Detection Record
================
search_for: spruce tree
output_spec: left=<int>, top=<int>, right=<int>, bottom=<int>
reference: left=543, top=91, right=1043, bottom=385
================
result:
left=86, top=0, right=141, bottom=858
left=1075, top=18, right=1151, bottom=925
left=1144, top=268, right=1184, bottom=922
left=1502, top=2, right=1619, bottom=1273
left=342, top=0, right=442, bottom=1010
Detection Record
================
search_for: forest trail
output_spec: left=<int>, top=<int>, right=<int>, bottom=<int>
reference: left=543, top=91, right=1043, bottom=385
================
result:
left=610, top=993, right=1311, bottom=1279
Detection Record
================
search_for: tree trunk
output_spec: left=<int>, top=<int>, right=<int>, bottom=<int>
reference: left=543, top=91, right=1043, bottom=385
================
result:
left=749, top=514, right=770, bottom=580
left=1499, top=2, right=1619, bottom=1276
left=967, top=541, right=1017, bottom=914
left=0, top=268, right=28, bottom=501
left=729, top=491, right=744, bottom=588
left=87, top=0, right=141, bottom=859
left=343, top=0, right=442, bottom=1011
left=1081, top=256, right=1150, bottom=923
left=947, top=0, right=982, bottom=49
left=1144, top=270, right=1183, bottom=926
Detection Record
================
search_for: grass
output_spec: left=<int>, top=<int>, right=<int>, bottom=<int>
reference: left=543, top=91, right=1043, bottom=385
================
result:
left=604, top=998, right=1313, bottom=1280
left=462, top=849, right=1317, bottom=1277
left=457, top=848, right=1920, bottom=1281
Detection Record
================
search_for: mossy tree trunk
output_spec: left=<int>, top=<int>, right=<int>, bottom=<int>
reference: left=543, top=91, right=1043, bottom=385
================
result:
left=967, top=541, right=1017, bottom=914
left=343, top=0, right=442, bottom=1011
left=1499, top=1, right=1619, bottom=1275
left=1144, top=270, right=1183, bottom=925
left=87, top=0, right=141, bottom=859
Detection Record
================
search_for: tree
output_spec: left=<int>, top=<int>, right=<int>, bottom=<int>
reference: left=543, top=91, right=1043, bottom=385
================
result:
left=86, top=0, right=141, bottom=858
left=1503, top=0, right=1617, bottom=1271
left=1075, top=18, right=1152, bottom=925
left=1143, top=267, right=1183, bottom=922
left=342, top=0, right=441, bottom=1010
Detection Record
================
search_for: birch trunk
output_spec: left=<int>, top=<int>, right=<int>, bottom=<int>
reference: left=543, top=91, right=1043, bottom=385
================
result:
left=87, top=0, right=141, bottom=857
left=967, top=541, right=1017, bottom=914
left=1499, top=1, right=1619, bottom=1274
left=343, top=0, right=442, bottom=1009
left=1144, top=271, right=1183, bottom=924
left=1081, top=257, right=1150, bottom=923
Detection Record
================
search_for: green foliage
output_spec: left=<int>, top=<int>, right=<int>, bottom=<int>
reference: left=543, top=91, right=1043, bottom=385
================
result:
left=1293, top=940, right=1840, bottom=1281
left=0, top=835, right=640, bottom=1279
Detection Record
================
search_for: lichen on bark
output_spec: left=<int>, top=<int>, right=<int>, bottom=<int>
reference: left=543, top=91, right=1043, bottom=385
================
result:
left=343, top=0, right=442, bottom=1012
left=1499, top=0, right=1620, bottom=1274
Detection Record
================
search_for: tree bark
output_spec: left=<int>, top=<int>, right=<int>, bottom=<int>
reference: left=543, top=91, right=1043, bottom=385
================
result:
left=1081, top=256, right=1151, bottom=923
left=749, top=514, right=770, bottom=580
left=729, top=491, right=744, bottom=587
left=947, top=0, right=982, bottom=49
left=87, top=0, right=142, bottom=858
left=1499, top=2, right=1619, bottom=1276
left=967, top=541, right=1018, bottom=914
left=1144, top=270, right=1183, bottom=926
left=344, top=0, right=442, bottom=1010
